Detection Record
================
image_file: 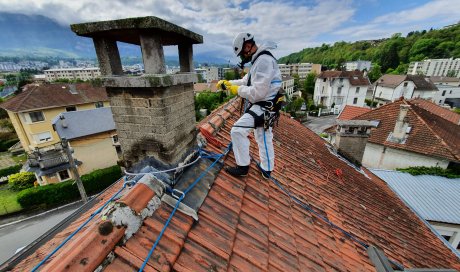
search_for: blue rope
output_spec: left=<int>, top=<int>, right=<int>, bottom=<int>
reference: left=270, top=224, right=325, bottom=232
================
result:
left=138, top=144, right=231, bottom=271
left=31, top=177, right=128, bottom=272
left=263, top=129, right=271, bottom=172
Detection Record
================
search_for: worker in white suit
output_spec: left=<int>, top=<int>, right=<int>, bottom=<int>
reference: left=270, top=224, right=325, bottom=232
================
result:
left=217, top=33, right=282, bottom=179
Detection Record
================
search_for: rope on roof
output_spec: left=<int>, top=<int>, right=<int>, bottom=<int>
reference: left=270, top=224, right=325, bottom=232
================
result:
left=138, top=143, right=232, bottom=272
left=31, top=176, right=131, bottom=272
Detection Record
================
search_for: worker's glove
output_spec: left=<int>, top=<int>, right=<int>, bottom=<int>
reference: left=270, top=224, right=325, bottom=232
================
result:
left=228, top=85, right=239, bottom=96
left=216, top=80, right=231, bottom=90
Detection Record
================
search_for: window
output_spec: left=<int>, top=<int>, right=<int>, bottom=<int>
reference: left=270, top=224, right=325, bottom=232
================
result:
left=58, top=170, right=70, bottom=181
left=112, top=134, right=119, bottom=144
left=439, top=100, right=442, bottom=104
left=29, top=111, right=45, bottom=123
left=353, top=97, right=358, bottom=104
left=33, top=131, right=52, bottom=143
left=442, top=90, right=446, bottom=96
left=337, top=87, right=342, bottom=94
left=339, top=78, right=343, bottom=83
left=403, top=82, right=408, bottom=87
left=66, top=106, right=76, bottom=112
left=355, top=87, right=360, bottom=94
left=323, top=78, right=326, bottom=82
left=95, top=101, right=104, bottom=108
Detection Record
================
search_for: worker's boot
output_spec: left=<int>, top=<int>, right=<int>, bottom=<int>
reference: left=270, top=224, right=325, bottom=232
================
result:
left=225, top=165, right=249, bottom=177
left=257, top=163, right=271, bottom=179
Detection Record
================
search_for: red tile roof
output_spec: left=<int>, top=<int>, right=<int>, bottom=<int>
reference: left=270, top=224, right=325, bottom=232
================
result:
left=0, top=83, right=108, bottom=112
left=353, top=99, right=460, bottom=162
left=410, top=98, right=460, bottom=124
left=6, top=98, right=460, bottom=271
left=338, top=105, right=371, bottom=120
left=318, top=70, right=371, bottom=86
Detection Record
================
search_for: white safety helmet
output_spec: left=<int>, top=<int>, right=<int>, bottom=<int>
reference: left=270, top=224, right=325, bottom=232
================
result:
left=233, top=33, right=254, bottom=56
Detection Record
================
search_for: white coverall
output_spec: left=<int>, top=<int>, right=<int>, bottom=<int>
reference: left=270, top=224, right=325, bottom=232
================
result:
left=229, top=44, right=282, bottom=172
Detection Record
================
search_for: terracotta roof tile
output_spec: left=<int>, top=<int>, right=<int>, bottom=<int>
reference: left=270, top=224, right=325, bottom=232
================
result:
left=338, top=105, right=371, bottom=120
left=353, top=99, right=460, bottom=161
left=410, top=98, right=460, bottom=124
left=0, top=83, right=108, bottom=112
left=6, top=97, right=460, bottom=272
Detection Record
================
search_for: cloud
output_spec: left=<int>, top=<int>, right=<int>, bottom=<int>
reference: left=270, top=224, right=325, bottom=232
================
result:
left=334, top=0, right=460, bottom=41
left=0, top=0, right=356, bottom=61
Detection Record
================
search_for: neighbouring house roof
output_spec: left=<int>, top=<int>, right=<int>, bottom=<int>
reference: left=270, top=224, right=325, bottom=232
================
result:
left=193, top=82, right=218, bottom=92
left=376, top=74, right=438, bottom=91
left=352, top=99, right=460, bottom=162
left=429, top=76, right=460, bottom=84
left=410, top=98, right=460, bottom=124
left=337, top=105, right=371, bottom=120
left=318, top=70, right=370, bottom=86
left=0, top=83, right=108, bottom=112
left=371, top=169, right=460, bottom=225
left=52, top=107, right=116, bottom=140
left=4, top=98, right=460, bottom=271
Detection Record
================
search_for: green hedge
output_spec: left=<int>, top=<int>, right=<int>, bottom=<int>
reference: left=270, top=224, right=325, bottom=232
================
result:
left=8, top=172, right=36, bottom=191
left=0, top=138, right=19, bottom=152
left=0, top=164, right=22, bottom=178
left=17, top=165, right=122, bottom=209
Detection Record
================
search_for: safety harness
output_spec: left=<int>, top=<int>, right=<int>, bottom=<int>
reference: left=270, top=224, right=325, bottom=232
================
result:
left=238, top=50, right=286, bottom=130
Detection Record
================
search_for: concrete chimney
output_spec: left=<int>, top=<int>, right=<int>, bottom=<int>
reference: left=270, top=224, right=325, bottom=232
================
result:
left=71, top=17, right=203, bottom=168
left=389, top=104, right=410, bottom=143
left=334, top=120, right=376, bottom=165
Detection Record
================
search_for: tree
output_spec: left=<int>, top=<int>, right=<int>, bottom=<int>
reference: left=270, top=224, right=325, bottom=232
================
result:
left=303, top=72, right=316, bottom=102
left=9, top=172, right=36, bottom=191
left=380, top=41, right=400, bottom=72
left=446, top=70, right=457, bottom=77
left=367, top=64, right=382, bottom=83
left=292, top=74, right=300, bottom=91
left=409, top=38, right=439, bottom=61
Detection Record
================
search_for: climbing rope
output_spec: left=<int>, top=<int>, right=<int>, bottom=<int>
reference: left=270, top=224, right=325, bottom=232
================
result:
left=138, top=143, right=231, bottom=272
left=31, top=177, right=130, bottom=272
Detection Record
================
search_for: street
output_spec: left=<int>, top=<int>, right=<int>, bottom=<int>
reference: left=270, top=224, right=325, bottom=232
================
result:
left=303, top=114, right=337, bottom=134
left=0, top=203, right=80, bottom=264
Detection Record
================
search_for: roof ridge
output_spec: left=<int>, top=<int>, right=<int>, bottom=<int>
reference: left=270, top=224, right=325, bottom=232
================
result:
left=405, top=101, right=459, bottom=161
left=12, top=85, right=36, bottom=112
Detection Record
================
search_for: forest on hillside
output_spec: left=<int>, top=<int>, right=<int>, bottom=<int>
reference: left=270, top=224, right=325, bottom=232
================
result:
left=278, top=24, right=460, bottom=80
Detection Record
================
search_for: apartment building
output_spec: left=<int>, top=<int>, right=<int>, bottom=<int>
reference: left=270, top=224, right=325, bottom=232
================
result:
left=345, top=60, right=372, bottom=71
left=194, top=67, right=219, bottom=83
left=278, top=63, right=321, bottom=78
left=44, top=67, right=101, bottom=82
left=408, top=58, right=460, bottom=78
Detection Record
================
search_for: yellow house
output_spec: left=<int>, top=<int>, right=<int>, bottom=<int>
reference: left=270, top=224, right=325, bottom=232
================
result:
left=52, top=107, right=120, bottom=177
left=0, top=83, right=111, bottom=184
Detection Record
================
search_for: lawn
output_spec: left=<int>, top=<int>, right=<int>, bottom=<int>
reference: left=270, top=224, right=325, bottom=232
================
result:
left=0, top=185, right=22, bottom=216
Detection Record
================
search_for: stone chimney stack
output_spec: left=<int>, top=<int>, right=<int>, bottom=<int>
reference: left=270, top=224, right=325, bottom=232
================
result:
left=334, top=120, right=376, bottom=165
left=71, top=17, right=203, bottom=168
left=390, top=104, right=411, bottom=142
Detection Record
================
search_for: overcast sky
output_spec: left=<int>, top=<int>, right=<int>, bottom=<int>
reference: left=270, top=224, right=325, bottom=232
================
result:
left=0, top=0, right=459, bottom=63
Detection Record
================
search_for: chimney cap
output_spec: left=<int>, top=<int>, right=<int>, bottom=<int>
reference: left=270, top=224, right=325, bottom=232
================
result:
left=71, top=16, right=203, bottom=46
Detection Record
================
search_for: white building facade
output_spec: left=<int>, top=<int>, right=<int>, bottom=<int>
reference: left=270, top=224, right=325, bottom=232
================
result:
left=194, top=67, right=219, bottom=83
left=281, top=75, right=295, bottom=98
left=373, top=75, right=438, bottom=105
left=408, top=58, right=460, bottom=78
left=345, top=61, right=372, bottom=71
left=314, top=71, right=370, bottom=111
left=44, top=67, right=101, bottom=82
